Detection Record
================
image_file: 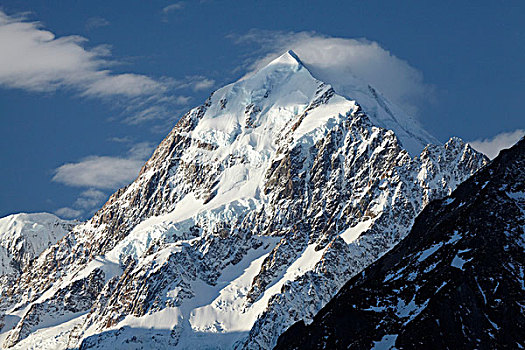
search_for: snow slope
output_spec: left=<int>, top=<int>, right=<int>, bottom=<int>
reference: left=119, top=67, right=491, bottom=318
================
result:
left=0, top=213, right=75, bottom=277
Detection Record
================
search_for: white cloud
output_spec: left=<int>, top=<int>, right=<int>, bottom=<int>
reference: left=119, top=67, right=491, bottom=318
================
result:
left=109, top=136, right=132, bottom=143
left=82, top=73, right=170, bottom=98
left=469, top=129, right=524, bottom=160
left=123, top=105, right=172, bottom=125
left=127, top=141, right=155, bottom=160
left=85, top=17, right=110, bottom=30
left=0, top=11, right=167, bottom=96
left=52, top=156, right=144, bottom=189
left=175, top=75, right=215, bottom=92
left=55, top=189, right=108, bottom=219
left=52, top=142, right=155, bottom=217
left=162, top=2, right=185, bottom=14
left=233, top=30, right=432, bottom=115
left=0, top=10, right=179, bottom=123
left=74, top=189, right=107, bottom=209
left=55, top=207, right=82, bottom=219
left=174, top=95, right=192, bottom=105
left=192, top=78, right=215, bottom=91
left=52, top=141, right=155, bottom=189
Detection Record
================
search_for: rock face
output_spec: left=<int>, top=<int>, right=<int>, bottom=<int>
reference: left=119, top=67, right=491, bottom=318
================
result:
left=275, top=138, right=525, bottom=350
left=0, top=51, right=487, bottom=349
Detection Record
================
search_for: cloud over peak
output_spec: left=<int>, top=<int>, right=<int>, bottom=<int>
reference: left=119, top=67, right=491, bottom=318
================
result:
left=234, top=30, right=432, bottom=116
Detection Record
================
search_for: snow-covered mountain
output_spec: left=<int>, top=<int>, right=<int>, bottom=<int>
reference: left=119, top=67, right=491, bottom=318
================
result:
left=0, top=51, right=487, bottom=349
left=275, top=137, right=525, bottom=350
left=0, top=212, right=75, bottom=284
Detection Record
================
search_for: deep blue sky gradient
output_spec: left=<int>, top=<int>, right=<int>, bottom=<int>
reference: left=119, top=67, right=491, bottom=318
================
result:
left=1, top=0, right=524, bottom=217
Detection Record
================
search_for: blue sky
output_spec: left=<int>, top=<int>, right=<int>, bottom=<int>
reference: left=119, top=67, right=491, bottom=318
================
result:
left=1, top=0, right=524, bottom=219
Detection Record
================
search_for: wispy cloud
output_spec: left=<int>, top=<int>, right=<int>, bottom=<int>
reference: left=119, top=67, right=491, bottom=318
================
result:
left=108, top=136, right=132, bottom=143
left=175, top=75, right=215, bottom=92
left=469, top=129, right=524, bottom=160
left=123, top=105, right=172, bottom=125
left=0, top=11, right=167, bottom=96
left=52, top=142, right=155, bottom=189
left=52, top=142, right=156, bottom=218
left=127, top=141, right=156, bottom=160
left=231, top=30, right=433, bottom=116
left=162, top=2, right=185, bottom=14
left=74, top=189, right=107, bottom=209
left=174, top=95, right=192, bottom=104
left=55, top=207, right=82, bottom=219
left=81, top=73, right=170, bottom=98
left=85, top=16, right=110, bottom=30
left=192, top=77, right=215, bottom=91
left=52, top=156, right=145, bottom=189
left=55, top=189, right=108, bottom=219
left=0, top=10, right=183, bottom=123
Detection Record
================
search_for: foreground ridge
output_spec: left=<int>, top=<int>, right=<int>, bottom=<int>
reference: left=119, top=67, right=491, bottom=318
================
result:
left=276, top=138, right=525, bottom=349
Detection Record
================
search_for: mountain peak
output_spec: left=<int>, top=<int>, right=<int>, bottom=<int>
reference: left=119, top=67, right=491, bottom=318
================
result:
left=244, top=49, right=437, bottom=156
left=285, top=49, right=300, bottom=60
left=266, top=49, right=304, bottom=69
left=0, top=44, right=490, bottom=350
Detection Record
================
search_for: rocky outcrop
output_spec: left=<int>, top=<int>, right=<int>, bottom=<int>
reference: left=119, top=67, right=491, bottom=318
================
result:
left=4, top=268, right=104, bottom=347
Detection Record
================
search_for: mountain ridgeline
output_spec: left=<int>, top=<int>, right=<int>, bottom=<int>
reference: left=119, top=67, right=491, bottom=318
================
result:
left=276, top=138, right=525, bottom=349
left=0, top=51, right=488, bottom=349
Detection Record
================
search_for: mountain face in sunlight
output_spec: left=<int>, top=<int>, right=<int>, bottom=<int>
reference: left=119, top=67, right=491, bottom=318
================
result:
left=0, top=51, right=487, bottom=349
